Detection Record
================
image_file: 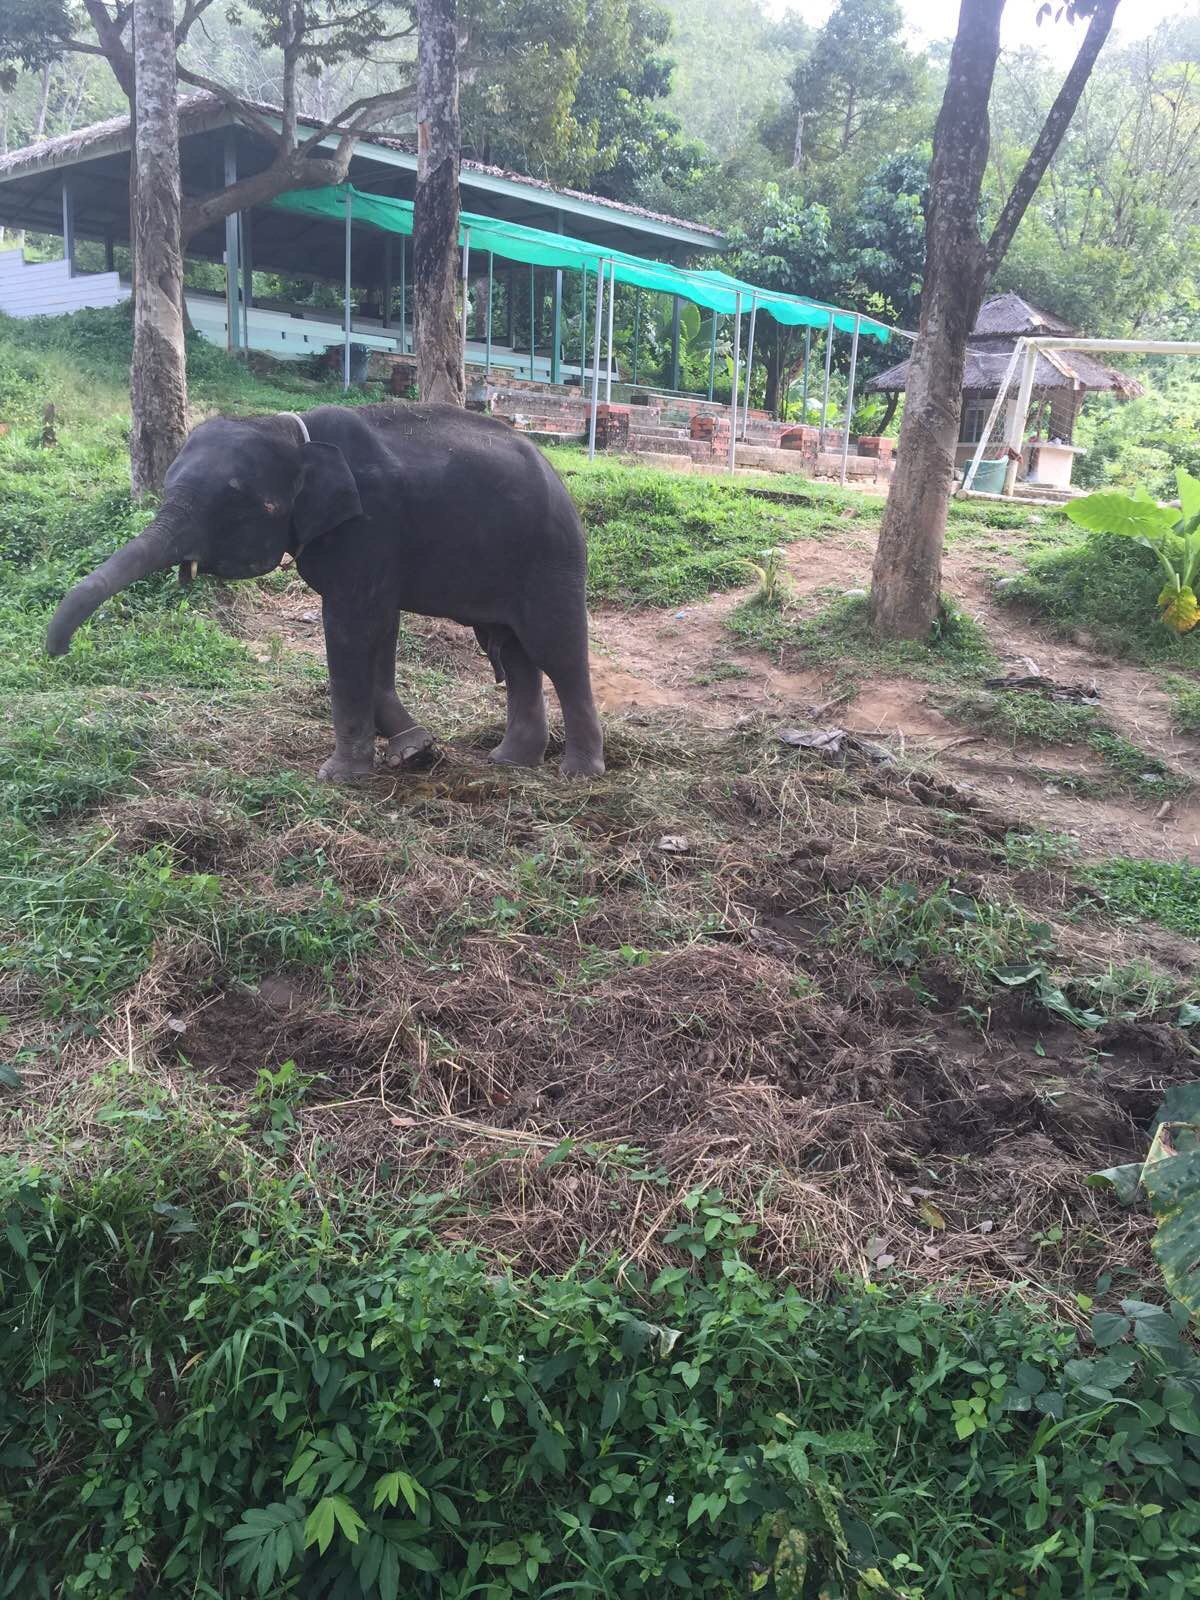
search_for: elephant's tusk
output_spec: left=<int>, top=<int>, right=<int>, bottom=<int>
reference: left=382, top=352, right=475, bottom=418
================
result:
left=189, top=561, right=198, bottom=580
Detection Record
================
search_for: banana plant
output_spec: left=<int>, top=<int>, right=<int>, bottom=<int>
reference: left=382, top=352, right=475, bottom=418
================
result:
left=1066, top=467, right=1200, bottom=633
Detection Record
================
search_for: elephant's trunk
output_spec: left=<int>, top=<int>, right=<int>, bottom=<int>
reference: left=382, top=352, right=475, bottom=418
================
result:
left=46, top=515, right=190, bottom=656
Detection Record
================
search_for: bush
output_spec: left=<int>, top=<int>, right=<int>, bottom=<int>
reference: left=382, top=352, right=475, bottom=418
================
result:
left=1000, top=533, right=1200, bottom=665
left=3, top=1098, right=1200, bottom=1598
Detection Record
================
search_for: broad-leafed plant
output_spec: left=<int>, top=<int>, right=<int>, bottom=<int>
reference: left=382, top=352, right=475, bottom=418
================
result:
left=1066, top=467, right=1200, bottom=632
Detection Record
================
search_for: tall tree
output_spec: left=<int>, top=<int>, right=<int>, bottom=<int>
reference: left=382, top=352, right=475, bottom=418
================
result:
left=0, top=2, right=420, bottom=246
left=129, top=0, right=186, bottom=498
left=869, top=0, right=1120, bottom=642
left=413, top=0, right=464, bottom=405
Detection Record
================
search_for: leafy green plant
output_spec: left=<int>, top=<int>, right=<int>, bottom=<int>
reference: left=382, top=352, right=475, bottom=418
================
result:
left=1066, top=468, right=1200, bottom=633
left=741, top=545, right=790, bottom=608
left=5, top=1089, right=1200, bottom=1599
left=1091, top=1081, right=1200, bottom=1319
left=847, top=881, right=1107, bottom=1026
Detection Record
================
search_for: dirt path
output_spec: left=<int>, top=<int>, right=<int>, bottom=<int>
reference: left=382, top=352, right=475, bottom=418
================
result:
left=240, top=521, right=1200, bottom=863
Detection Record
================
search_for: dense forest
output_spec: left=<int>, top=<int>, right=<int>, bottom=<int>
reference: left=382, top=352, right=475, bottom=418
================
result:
left=2, top=0, right=1200, bottom=477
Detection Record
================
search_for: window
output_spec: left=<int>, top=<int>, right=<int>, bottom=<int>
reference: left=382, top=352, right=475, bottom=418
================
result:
left=960, top=403, right=988, bottom=445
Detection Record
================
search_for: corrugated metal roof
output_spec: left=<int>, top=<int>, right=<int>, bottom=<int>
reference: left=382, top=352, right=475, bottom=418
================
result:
left=0, top=93, right=722, bottom=242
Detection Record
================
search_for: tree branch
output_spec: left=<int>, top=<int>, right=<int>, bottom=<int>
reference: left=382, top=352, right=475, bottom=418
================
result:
left=297, top=85, right=417, bottom=152
left=985, top=0, right=1122, bottom=271
left=173, top=67, right=284, bottom=146
left=176, top=0, right=220, bottom=47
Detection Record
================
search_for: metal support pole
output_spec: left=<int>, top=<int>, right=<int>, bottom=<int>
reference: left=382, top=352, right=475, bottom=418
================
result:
left=728, top=293, right=743, bottom=474
left=632, top=290, right=641, bottom=386
left=551, top=268, right=562, bottom=384
left=741, top=294, right=758, bottom=440
left=707, top=311, right=717, bottom=402
left=820, top=311, right=834, bottom=436
left=580, top=268, right=588, bottom=389
left=800, top=326, right=812, bottom=419
left=223, top=130, right=241, bottom=354
left=963, top=341, right=1023, bottom=493
left=587, top=259, right=608, bottom=459
left=605, top=257, right=615, bottom=402
left=485, top=252, right=493, bottom=377
left=399, top=236, right=407, bottom=353
left=61, top=181, right=75, bottom=277
left=839, top=314, right=861, bottom=486
left=461, top=228, right=471, bottom=361
left=1003, top=341, right=1039, bottom=495
left=343, top=188, right=353, bottom=391
left=104, top=234, right=115, bottom=273
left=240, top=209, right=252, bottom=351
left=381, top=234, right=393, bottom=329
left=670, top=295, right=681, bottom=391
left=530, top=266, right=536, bottom=378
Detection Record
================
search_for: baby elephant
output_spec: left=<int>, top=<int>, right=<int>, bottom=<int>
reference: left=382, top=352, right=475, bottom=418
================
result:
left=46, top=404, right=604, bottom=780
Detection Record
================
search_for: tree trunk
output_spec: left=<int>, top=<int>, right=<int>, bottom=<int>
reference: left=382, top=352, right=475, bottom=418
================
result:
left=413, top=0, right=464, bottom=406
left=129, top=0, right=188, bottom=499
left=870, top=0, right=1120, bottom=641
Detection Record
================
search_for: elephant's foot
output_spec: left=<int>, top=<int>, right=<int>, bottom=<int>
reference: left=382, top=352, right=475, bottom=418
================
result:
left=488, top=733, right=548, bottom=769
left=381, top=726, right=435, bottom=769
left=318, top=751, right=375, bottom=784
left=561, top=748, right=605, bottom=779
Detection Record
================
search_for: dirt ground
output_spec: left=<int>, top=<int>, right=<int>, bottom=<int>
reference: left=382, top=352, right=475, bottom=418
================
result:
left=18, top=509, right=1199, bottom=1301
left=246, top=516, right=1200, bottom=866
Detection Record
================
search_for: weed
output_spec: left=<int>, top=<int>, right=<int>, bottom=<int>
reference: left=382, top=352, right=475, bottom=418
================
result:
left=1081, top=858, right=1200, bottom=939
left=729, top=592, right=995, bottom=687
left=1001, top=830, right=1080, bottom=869
left=690, top=658, right=751, bottom=686
left=847, top=880, right=1054, bottom=1001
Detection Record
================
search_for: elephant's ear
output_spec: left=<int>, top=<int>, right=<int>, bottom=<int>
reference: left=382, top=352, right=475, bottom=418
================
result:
left=293, top=441, right=363, bottom=547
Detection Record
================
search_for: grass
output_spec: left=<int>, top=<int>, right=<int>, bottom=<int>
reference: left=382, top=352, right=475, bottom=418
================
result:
left=1081, top=858, right=1200, bottom=940
left=548, top=454, right=830, bottom=607
left=941, top=688, right=1189, bottom=795
left=727, top=591, right=996, bottom=688
left=4, top=308, right=1200, bottom=1596
left=1165, top=674, right=1200, bottom=734
left=999, top=531, right=1200, bottom=666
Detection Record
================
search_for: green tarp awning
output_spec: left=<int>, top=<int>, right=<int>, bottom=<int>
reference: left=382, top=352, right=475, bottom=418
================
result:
left=270, top=185, right=893, bottom=344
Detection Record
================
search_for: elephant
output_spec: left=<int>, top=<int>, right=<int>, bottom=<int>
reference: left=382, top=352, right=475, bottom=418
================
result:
left=46, top=404, right=605, bottom=781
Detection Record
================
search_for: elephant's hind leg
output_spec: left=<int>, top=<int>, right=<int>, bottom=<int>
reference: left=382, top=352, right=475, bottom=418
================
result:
left=488, top=631, right=550, bottom=768
left=516, top=613, right=604, bottom=778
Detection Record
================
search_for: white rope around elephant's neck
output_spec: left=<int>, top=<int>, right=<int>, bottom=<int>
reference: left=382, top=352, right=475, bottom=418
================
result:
left=280, top=411, right=310, bottom=444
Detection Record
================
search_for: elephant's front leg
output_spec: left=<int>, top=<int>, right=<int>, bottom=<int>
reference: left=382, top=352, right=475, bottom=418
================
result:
left=317, top=603, right=381, bottom=782
left=373, top=611, right=434, bottom=769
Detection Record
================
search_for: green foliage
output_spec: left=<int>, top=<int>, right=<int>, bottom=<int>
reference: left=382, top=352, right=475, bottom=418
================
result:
left=1091, top=1082, right=1200, bottom=1322
left=1066, top=471, right=1200, bottom=634
left=1081, top=859, right=1200, bottom=941
left=999, top=532, right=1200, bottom=666
left=1074, top=366, right=1200, bottom=500
left=5, top=1094, right=1200, bottom=1598
left=844, top=879, right=1160, bottom=1028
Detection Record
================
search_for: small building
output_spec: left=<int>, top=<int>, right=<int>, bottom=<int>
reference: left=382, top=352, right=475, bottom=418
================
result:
left=866, top=292, right=1142, bottom=490
left=0, top=94, right=722, bottom=380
